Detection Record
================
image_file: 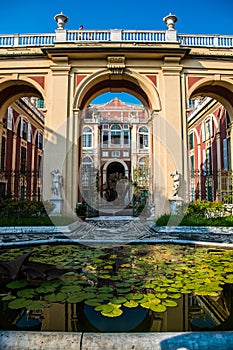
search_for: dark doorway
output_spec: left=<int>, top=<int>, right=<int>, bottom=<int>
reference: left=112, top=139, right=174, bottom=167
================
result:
left=105, top=162, right=126, bottom=202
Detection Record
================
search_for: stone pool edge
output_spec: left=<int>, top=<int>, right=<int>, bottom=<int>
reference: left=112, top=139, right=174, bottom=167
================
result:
left=1, top=330, right=233, bottom=349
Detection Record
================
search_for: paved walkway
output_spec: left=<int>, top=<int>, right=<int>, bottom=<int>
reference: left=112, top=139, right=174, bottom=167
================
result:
left=0, top=216, right=233, bottom=247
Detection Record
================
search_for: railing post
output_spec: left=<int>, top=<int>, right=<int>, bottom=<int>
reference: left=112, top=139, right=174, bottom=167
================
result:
left=54, top=12, right=68, bottom=42
left=213, top=35, right=218, bottom=47
left=163, top=13, right=178, bottom=42
left=110, top=29, right=122, bottom=41
left=13, top=34, right=19, bottom=47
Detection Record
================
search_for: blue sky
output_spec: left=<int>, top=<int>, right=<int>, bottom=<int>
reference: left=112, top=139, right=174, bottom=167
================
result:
left=1, top=0, right=232, bottom=35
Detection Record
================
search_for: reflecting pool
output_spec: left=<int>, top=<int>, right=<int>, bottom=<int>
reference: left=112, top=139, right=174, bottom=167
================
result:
left=0, top=244, right=233, bottom=332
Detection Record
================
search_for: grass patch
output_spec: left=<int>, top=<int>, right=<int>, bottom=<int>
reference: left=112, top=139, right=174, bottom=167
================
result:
left=156, top=213, right=233, bottom=227
left=0, top=216, right=77, bottom=227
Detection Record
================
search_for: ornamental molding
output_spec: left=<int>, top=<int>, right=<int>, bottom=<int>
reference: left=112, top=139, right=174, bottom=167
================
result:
left=107, top=56, right=125, bottom=75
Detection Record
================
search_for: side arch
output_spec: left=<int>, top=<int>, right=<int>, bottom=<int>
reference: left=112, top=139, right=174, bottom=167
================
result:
left=188, top=77, right=233, bottom=119
left=0, top=77, right=45, bottom=120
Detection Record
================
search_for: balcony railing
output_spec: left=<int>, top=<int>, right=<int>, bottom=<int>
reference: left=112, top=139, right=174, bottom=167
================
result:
left=0, top=30, right=232, bottom=48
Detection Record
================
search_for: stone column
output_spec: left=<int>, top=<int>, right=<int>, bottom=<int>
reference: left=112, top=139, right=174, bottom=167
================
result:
left=153, top=56, right=185, bottom=216
left=43, top=59, right=71, bottom=214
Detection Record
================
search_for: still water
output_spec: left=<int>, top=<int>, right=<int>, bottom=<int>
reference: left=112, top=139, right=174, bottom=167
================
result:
left=0, top=243, right=233, bottom=332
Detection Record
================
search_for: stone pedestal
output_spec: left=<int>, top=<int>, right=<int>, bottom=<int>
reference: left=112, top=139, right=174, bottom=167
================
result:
left=169, top=197, right=183, bottom=214
left=50, top=198, right=63, bottom=216
left=147, top=202, right=155, bottom=221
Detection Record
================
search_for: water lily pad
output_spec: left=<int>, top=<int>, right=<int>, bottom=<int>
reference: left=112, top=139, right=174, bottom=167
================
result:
left=1, top=292, right=15, bottom=301
left=67, top=294, right=85, bottom=303
left=162, top=300, right=178, bottom=307
left=156, top=293, right=168, bottom=299
left=150, top=303, right=167, bottom=313
left=131, top=293, right=144, bottom=301
left=123, top=300, right=138, bottom=308
left=8, top=298, right=27, bottom=309
left=84, top=299, right=101, bottom=306
left=110, top=297, right=127, bottom=304
left=101, top=308, right=123, bottom=317
left=44, top=292, right=66, bottom=303
left=17, top=289, right=35, bottom=299
left=169, top=293, right=181, bottom=299
left=6, top=281, right=28, bottom=289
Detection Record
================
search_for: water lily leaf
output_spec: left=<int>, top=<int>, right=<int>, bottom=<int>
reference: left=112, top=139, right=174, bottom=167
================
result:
left=8, top=298, right=27, bottom=309
left=156, top=293, right=168, bottom=299
left=6, top=281, right=28, bottom=289
left=67, top=294, right=85, bottom=303
left=1, top=292, right=15, bottom=301
left=95, top=304, right=114, bottom=313
left=84, top=299, right=101, bottom=306
left=60, top=285, right=82, bottom=293
left=98, top=286, right=114, bottom=293
left=123, top=300, right=138, bottom=308
left=150, top=303, right=167, bottom=313
left=35, top=281, right=61, bottom=294
left=44, top=292, right=66, bottom=303
left=17, top=289, right=35, bottom=299
left=110, top=297, right=127, bottom=304
left=101, top=308, right=123, bottom=317
left=169, top=293, right=181, bottom=299
left=131, top=293, right=144, bottom=301
left=24, top=300, right=51, bottom=310
left=162, top=300, right=178, bottom=307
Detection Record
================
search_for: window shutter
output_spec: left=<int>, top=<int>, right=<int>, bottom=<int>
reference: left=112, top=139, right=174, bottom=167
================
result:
left=27, top=123, right=32, bottom=142
left=223, top=138, right=228, bottom=170
left=201, top=123, right=205, bottom=142
left=7, top=108, right=13, bottom=130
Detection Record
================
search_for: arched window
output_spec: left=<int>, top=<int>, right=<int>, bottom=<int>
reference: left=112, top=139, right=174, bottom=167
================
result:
left=138, top=157, right=146, bottom=167
left=83, top=127, right=93, bottom=148
left=138, top=126, right=149, bottom=149
left=111, top=125, right=121, bottom=145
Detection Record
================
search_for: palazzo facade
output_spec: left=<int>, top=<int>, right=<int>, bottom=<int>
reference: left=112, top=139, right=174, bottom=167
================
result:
left=0, top=98, right=44, bottom=200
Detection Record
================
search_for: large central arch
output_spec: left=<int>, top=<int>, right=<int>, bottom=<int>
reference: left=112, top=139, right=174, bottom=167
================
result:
left=71, top=68, right=162, bottom=216
left=73, top=69, right=161, bottom=112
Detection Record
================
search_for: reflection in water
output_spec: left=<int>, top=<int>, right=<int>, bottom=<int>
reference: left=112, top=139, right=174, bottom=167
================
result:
left=1, top=244, right=233, bottom=332
left=1, top=286, right=233, bottom=332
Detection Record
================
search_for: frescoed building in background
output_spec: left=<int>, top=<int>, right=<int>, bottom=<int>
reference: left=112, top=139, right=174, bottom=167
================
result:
left=187, top=97, right=232, bottom=202
left=0, top=97, right=44, bottom=200
left=80, top=97, right=150, bottom=210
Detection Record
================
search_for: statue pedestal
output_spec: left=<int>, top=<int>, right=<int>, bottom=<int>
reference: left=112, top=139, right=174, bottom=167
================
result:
left=146, top=202, right=155, bottom=221
left=169, top=197, right=183, bottom=214
left=50, top=197, right=63, bottom=216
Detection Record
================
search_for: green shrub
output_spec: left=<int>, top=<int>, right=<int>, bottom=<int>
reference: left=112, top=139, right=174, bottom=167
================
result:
left=185, top=199, right=224, bottom=218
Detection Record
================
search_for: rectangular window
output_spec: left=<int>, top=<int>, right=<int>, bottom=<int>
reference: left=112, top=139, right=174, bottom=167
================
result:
left=102, top=151, right=109, bottom=157
left=38, top=155, right=42, bottom=178
left=140, top=134, right=148, bottom=148
left=123, top=131, right=129, bottom=145
left=111, top=132, right=121, bottom=145
left=83, top=134, right=92, bottom=148
left=189, top=133, right=194, bottom=150
left=123, top=151, right=129, bottom=157
left=102, top=131, right=108, bottom=146
left=190, top=155, right=194, bottom=172
left=36, top=99, right=44, bottom=109
left=20, top=146, right=27, bottom=174
left=112, top=151, right=120, bottom=157
left=223, top=138, right=228, bottom=170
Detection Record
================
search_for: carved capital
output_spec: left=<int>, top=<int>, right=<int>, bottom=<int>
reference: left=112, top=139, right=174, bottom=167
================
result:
left=107, top=56, right=125, bottom=74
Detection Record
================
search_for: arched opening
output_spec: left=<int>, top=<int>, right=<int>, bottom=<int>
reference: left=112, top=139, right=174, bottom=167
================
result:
left=78, top=89, right=152, bottom=216
left=187, top=79, right=233, bottom=204
left=0, top=79, right=45, bottom=202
